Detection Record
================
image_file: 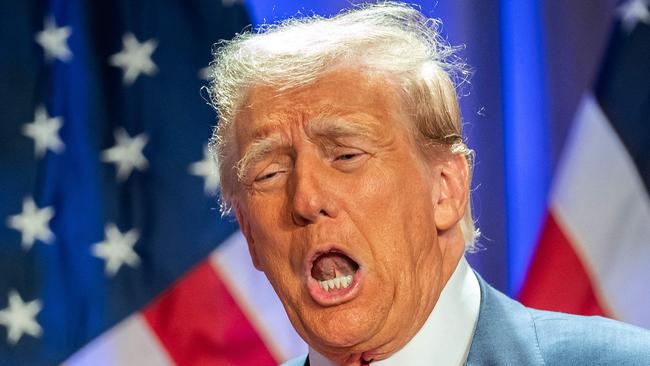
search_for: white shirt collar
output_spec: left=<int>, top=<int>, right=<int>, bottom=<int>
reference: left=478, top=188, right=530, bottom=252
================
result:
left=309, top=256, right=481, bottom=366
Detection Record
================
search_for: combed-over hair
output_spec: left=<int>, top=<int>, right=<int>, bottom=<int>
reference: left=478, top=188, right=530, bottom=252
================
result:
left=207, top=1, right=479, bottom=248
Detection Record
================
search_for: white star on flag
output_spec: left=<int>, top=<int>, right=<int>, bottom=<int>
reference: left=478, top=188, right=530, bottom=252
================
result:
left=189, top=145, right=221, bottom=194
left=198, top=65, right=212, bottom=81
left=0, top=290, right=43, bottom=345
left=91, top=223, right=141, bottom=277
left=22, top=105, right=65, bottom=158
left=35, top=16, right=72, bottom=62
left=618, top=0, right=650, bottom=33
left=6, top=196, right=55, bottom=251
left=109, top=33, right=158, bottom=85
left=101, top=128, right=149, bottom=181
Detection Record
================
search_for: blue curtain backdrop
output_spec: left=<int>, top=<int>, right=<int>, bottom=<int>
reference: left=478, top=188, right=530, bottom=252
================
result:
left=243, top=0, right=619, bottom=295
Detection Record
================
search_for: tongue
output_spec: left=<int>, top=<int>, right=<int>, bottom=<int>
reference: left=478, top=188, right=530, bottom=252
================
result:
left=311, top=252, right=358, bottom=281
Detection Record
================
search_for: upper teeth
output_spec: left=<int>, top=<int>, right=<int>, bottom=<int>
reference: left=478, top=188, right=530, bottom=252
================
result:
left=318, top=275, right=353, bottom=291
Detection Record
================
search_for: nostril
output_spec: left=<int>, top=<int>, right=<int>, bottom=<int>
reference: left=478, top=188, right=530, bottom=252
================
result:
left=291, top=211, right=311, bottom=226
left=291, top=209, right=330, bottom=226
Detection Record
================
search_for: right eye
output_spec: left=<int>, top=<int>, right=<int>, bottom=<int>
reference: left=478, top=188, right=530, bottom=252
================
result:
left=256, top=170, right=281, bottom=182
left=253, top=162, right=287, bottom=185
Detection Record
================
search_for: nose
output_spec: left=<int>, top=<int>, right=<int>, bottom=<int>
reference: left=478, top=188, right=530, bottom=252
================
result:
left=290, top=159, right=338, bottom=226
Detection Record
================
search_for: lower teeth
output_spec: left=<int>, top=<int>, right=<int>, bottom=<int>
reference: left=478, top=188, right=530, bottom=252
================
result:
left=318, top=275, right=353, bottom=291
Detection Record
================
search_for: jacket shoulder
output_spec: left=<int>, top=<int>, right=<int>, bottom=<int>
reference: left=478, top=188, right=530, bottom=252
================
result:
left=467, top=273, right=650, bottom=366
left=280, top=355, right=308, bottom=366
left=530, top=308, right=650, bottom=365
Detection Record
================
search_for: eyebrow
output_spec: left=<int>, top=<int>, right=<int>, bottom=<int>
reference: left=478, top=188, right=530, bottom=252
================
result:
left=306, top=114, right=379, bottom=140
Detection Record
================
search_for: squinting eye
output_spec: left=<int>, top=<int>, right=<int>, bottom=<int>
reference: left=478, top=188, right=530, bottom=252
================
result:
left=250, top=158, right=291, bottom=187
left=255, top=170, right=281, bottom=182
left=335, top=153, right=361, bottom=161
left=331, top=150, right=368, bottom=172
left=258, top=172, right=276, bottom=181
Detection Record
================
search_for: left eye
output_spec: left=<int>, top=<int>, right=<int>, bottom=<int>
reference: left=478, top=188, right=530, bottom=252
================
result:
left=335, top=153, right=361, bottom=161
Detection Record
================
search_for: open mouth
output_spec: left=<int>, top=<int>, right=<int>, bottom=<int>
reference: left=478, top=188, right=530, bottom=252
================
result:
left=311, top=251, right=360, bottom=291
left=306, top=248, right=363, bottom=305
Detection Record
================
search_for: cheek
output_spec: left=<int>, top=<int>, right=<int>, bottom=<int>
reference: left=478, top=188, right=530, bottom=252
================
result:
left=350, top=159, right=434, bottom=231
left=247, top=192, right=286, bottom=238
left=250, top=223, right=304, bottom=308
left=251, top=226, right=290, bottom=275
left=350, top=162, right=437, bottom=267
left=245, top=198, right=293, bottom=268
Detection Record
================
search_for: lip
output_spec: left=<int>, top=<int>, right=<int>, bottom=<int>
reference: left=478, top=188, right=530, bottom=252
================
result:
left=304, top=245, right=364, bottom=306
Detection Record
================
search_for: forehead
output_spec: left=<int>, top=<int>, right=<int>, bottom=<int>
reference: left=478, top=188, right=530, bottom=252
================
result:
left=234, top=69, right=406, bottom=142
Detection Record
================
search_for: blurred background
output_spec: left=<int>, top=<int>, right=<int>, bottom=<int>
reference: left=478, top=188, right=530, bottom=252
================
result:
left=0, top=0, right=648, bottom=364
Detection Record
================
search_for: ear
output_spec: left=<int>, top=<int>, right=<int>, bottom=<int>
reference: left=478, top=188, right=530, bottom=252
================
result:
left=433, top=154, right=469, bottom=231
left=234, top=203, right=263, bottom=271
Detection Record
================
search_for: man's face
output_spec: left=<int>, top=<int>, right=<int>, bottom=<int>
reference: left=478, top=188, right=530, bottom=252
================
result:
left=232, top=69, right=466, bottom=361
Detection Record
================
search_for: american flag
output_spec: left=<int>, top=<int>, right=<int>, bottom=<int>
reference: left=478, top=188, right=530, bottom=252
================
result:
left=520, top=0, right=650, bottom=329
left=0, top=1, right=305, bottom=364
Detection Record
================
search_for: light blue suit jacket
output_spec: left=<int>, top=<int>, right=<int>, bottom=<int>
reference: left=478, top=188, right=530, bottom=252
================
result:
left=283, top=274, right=650, bottom=365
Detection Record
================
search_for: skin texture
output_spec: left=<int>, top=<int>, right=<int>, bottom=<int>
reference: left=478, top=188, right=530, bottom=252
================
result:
left=233, top=68, right=469, bottom=365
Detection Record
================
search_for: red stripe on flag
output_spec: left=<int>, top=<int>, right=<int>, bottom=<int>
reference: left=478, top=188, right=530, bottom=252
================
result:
left=142, top=260, right=278, bottom=366
left=519, top=211, right=608, bottom=316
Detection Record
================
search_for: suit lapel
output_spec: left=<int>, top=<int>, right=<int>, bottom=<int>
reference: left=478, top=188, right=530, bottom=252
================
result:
left=465, top=274, right=545, bottom=366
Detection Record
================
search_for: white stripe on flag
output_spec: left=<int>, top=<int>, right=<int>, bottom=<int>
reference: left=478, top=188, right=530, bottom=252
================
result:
left=63, top=314, right=174, bottom=366
left=210, top=231, right=307, bottom=361
left=551, top=93, right=650, bottom=328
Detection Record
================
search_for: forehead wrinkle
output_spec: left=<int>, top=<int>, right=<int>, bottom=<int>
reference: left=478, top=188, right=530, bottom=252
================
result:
left=249, top=118, right=287, bottom=139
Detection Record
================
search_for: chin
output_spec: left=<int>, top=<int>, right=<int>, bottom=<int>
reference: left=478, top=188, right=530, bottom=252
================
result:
left=301, top=300, right=391, bottom=352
